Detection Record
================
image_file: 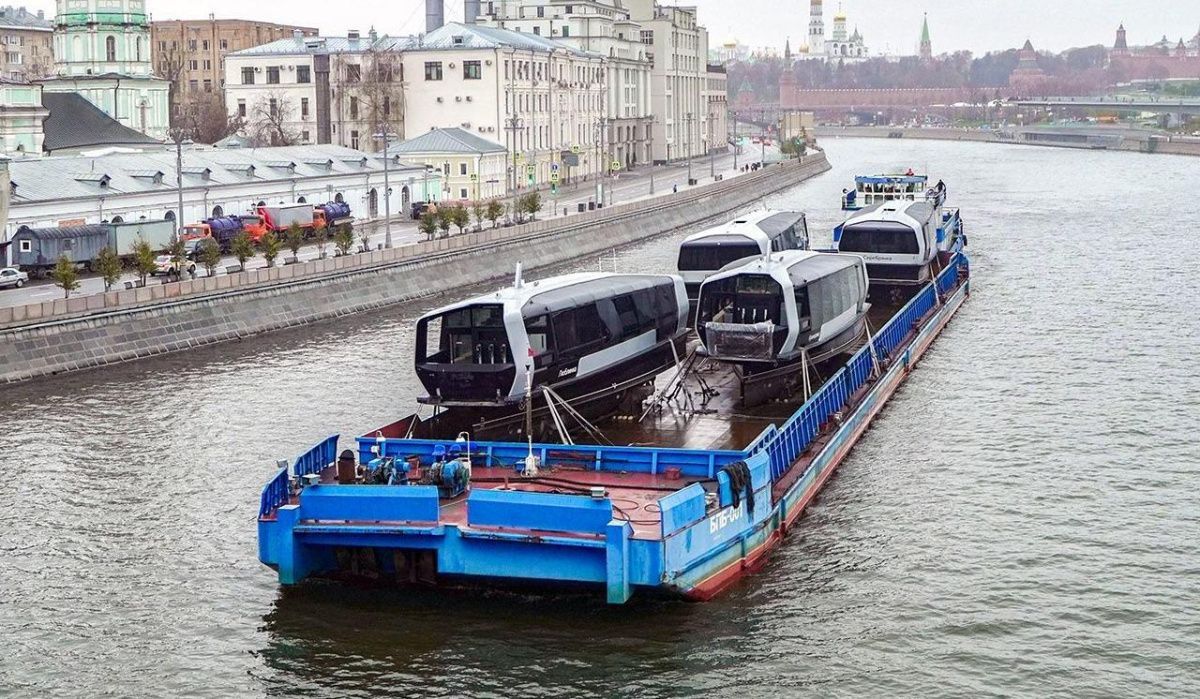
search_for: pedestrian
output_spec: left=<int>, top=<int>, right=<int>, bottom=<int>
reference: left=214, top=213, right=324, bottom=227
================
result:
left=673, top=183, right=678, bottom=194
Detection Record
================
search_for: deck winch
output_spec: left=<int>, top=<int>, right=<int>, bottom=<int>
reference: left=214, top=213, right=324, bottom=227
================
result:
left=363, top=443, right=471, bottom=497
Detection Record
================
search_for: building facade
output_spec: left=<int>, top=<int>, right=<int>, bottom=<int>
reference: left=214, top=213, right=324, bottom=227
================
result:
left=37, top=0, right=169, bottom=139
left=0, top=6, right=53, bottom=81
left=476, top=1, right=654, bottom=171
left=150, top=17, right=316, bottom=127
left=399, top=23, right=608, bottom=189
left=797, top=0, right=868, bottom=63
left=4, top=144, right=430, bottom=240
left=0, top=80, right=46, bottom=155
left=704, top=64, right=727, bottom=154
left=223, top=31, right=405, bottom=151
left=388, top=127, right=506, bottom=203
left=625, top=0, right=710, bottom=164
left=1109, top=23, right=1200, bottom=80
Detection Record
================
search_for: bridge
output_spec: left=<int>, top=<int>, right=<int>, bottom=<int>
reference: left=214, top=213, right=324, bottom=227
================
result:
left=1012, top=98, right=1200, bottom=116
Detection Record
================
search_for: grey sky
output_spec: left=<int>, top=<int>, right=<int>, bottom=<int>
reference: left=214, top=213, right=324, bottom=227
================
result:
left=25, top=1, right=1200, bottom=56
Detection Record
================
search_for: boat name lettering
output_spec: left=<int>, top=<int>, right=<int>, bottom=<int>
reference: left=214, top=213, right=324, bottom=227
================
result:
left=708, top=503, right=744, bottom=534
left=557, top=366, right=578, bottom=379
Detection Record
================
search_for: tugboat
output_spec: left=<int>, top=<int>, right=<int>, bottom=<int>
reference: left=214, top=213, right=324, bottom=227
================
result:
left=411, top=266, right=690, bottom=439
left=695, top=250, right=870, bottom=406
left=834, top=173, right=963, bottom=300
left=676, top=210, right=809, bottom=315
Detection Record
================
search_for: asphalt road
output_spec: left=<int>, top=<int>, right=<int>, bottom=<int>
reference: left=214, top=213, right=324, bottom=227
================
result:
left=0, top=146, right=784, bottom=310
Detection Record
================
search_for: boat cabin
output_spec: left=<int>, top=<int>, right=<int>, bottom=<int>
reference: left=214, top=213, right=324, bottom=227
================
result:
left=677, top=210, right=809, bottom=308
left=842, top=174, right=933, bottom=211
left=415, top=272, right=689, bottom=407
left=696, top=250, right=869, bottom=365
left=836, top=200, right=943, bottom=286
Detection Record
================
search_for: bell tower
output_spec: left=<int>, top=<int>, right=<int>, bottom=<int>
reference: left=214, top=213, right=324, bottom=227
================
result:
left=808, top=0, right=825, bottom=58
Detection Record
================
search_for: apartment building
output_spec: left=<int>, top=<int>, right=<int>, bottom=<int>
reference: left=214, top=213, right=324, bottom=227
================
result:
left=151, top=17, right=316, bottom=123
left=705, top=63, right=727, bottom=154
left=624, top=0, right=710, bottom=164
left=223, top=30, right=405, bottom=151
left=476, top=1, right=653, bottom=171
left=400, top=23, right=608, bottom=189
left=0, top=6, right=52, bottom=82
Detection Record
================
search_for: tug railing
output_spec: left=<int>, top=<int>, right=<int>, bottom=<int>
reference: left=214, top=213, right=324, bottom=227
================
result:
left=258, top=434, right=340, bottom=518
left=750, top=253, right=967, bottom=483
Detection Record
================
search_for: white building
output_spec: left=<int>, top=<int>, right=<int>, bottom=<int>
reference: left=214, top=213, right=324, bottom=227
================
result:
left=3, top=144, right=431, bottom=245
left=37, top=0, right=170, bottom=139
left=223, top=30, right=405, bottom=151
left=625, top=0, right=710, bottom=164
left=476, top=1, right=654, bottom=171
left=801, top=0, right=868, bottom=64
left=400, top=23, right=608, bottom=190
left=0, top=80, right=48, bottom=156
left=704, top=64, right=727, bottom=154
left=387, top=127, right=506, bottom=203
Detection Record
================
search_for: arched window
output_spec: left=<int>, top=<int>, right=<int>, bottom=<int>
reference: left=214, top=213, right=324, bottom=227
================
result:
left=164, top=210, right=176, bottom=221
left=297, top=196, right=307, bottom=204
left=257, top=200, right=266, bottom=207
left=369, top=188, right=379, bottom=217
left=334, top=192, right=344, bottom=203
left=401, top=186, right=410, bottom=212
left=211, top=205, right=224, bottom=218
left=111, top=215, right=124, bottom=223
left=106, top=36, right=117, bottom=62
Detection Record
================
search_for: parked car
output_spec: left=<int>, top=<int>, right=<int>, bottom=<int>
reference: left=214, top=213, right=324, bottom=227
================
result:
left=0, top=267, right=29, bottom=289
left=151, top=254, right=196, bottom=278
left=410, top=201, right=438, bottom=219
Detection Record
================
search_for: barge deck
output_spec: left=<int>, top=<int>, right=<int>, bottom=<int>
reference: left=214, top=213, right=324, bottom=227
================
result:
left=258, top=252, right=970, bottom=603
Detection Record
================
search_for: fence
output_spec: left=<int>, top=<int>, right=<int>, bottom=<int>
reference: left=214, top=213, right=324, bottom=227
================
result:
left=749, top=252, right=967, bottom=483
left=258, top=434, right=340, bottom=518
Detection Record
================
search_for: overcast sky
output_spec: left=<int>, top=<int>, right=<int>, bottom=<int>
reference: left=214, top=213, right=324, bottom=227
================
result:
left=27, top=1, right=1200, bottom=56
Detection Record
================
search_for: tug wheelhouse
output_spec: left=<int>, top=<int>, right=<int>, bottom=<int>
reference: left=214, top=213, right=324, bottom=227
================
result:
left=415, top=273, right=689, bottom=408
left=676, top=210, right=809, bottom=310
left=696, top=250, right=870, bottom=367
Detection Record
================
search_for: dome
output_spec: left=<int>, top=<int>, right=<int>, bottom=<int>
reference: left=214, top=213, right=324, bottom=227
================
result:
left=798, top=43, right=810, bottom=54
left=834, top=11, right=847, bottom=21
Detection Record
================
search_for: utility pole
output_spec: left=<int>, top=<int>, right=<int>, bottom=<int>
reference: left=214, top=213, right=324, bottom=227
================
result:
left=171, top=129, right=192, bottom=242
left=382, top=136, right=392, bottom=248
left=648, top=117, right=656, bottom=195
left=731, top=108, right=738, bottom=171
left=709, top=108, right=715, bottom=179
left=686, top=112, right=693, bottom=184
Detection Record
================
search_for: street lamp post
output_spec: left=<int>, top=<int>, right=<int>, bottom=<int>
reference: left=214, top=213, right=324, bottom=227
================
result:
left=709, top=109, right=715, bottom=179
left=374, top=131, right=395, bottom=248
left=686, top=112, right=693, bottom=184
left=171, top=130, right=193, bottom=242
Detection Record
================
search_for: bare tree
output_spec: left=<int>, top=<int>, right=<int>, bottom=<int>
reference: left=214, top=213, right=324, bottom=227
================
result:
left=334, top=42, right=405, bottom=150
left=158, top=41, right=188, bottom=128
left=186, top=93, right=244, bottom=145
left=248, top=91, right=301, bottom=147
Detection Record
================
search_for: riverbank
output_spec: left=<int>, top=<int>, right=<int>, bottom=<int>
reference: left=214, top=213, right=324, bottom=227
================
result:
left=814, top=125, right=1200, bottom=157
left=0, top=153, right=829, bottom=384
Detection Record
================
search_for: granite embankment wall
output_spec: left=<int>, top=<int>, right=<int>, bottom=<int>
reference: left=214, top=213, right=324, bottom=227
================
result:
left=815, top=126, right=1200, bottom=157
left=0, top=153, right=830, bottom=384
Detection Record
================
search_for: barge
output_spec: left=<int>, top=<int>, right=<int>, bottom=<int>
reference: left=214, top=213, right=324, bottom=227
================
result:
left=257, top=249, right=970, bottom=604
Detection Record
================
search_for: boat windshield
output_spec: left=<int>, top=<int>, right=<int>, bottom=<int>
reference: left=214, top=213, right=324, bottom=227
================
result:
left=699, top=275, right=784, bottom=326
left=418, top=304, right=512, bottom=365
left=839, top=222, right=919, bottom=255
left=678, top=241, right=762, bottom=272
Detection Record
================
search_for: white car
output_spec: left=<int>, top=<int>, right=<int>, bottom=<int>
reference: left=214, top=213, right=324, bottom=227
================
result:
left=0, top=267, right=29, bottom=289
left=151, top=254, right=196, bottom=278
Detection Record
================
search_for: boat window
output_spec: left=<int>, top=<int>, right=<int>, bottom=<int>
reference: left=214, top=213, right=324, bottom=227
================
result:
left=553, top=303, right=609, bottom=359
left=419, top=304, right=512, bottom=365
left=699, top=276, right=784, bottom=326
left=839, top=222, right=919, bottom=255
left=525, top=315, right=552, bottom=363
left=678, top=242, right=762, bottom=271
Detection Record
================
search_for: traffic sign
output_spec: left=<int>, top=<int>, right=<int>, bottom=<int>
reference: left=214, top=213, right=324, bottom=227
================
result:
left=550, top=172, right=559, bottom=183
left=570, top=144, right=581, bottom=154
left=550, top=162, right=559, bottom=172
left=469, top=173, right=478, bottom=181
left=611, top=160, right=622, bottom=171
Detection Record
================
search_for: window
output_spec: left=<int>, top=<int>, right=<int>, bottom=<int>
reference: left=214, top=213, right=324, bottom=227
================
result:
left=296, top=64, right=310, bottom=83
left=18, top=239, right=30, bottom=253
left=105, top=35, right=116, bottom=62
left=188, top=79, right=198, bottom=92
left=424, top=61, right=442, bottom=80
left=349, top=96, right=358, bottom=119
left=301, top=97, right=309, bottom=118
left=187, top=39, right=197, bottom=51
left=220, top=39, right=228, bottom=50
left=677, top=241, right=761, bottom=271
left=203, top=79, right=212, bottom=93
left=269, top=98, right=279, bottom=117
left=202, top=40, right=209, bottom=51
left=241, top=66, right=255, bottom=85
left=459, top=188, right=468, bottom=199
left=203, top=59, right=212, bottom=70
left=351, top=130, right=360, bottom=149
left=237, top=99, right=247, bottom=117
left=463, top=60, right=481, bottom=79
left=267, top=66, right=280, bottom=84
left=561, top=26, right=569, bottom=37
left=459, top=163, right=468, bottom=175
left=533, top=26, right=540, bottom=36
left=346, top=64, right=361, bottom=82
left=838, top=223, right=919, bottom=255
left=188, top=59, right=198, bottom=70
left=302, top=130, right=310, bottom=141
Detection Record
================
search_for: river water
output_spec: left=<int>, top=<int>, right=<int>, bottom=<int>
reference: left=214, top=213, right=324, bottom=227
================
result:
left=2, top=139, right=1197, bottom=697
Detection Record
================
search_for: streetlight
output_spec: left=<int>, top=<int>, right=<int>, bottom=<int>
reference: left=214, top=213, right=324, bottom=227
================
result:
left=686, top=112, right=693, bottom=184
left=170, top=129, right=193, bottom=242
left=373, top=131, right=396, bottom=248
left=505, top=115, right=524, bottom=222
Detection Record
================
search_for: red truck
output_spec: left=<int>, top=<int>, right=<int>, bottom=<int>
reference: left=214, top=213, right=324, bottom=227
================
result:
left=254, top=201, right=353, bottom=236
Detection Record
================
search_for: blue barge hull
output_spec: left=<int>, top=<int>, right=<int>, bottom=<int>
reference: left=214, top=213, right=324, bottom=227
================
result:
left=258, top=253, right=970, bottom=603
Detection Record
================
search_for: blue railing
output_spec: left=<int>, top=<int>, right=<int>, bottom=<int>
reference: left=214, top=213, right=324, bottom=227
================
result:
left=259, top=465, right=290, bottom=518
left=258, top=435, right=341, bottom=518
left=294, top=435, right=340, bottom=480
left=749, top=253, right=968, bottom=483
